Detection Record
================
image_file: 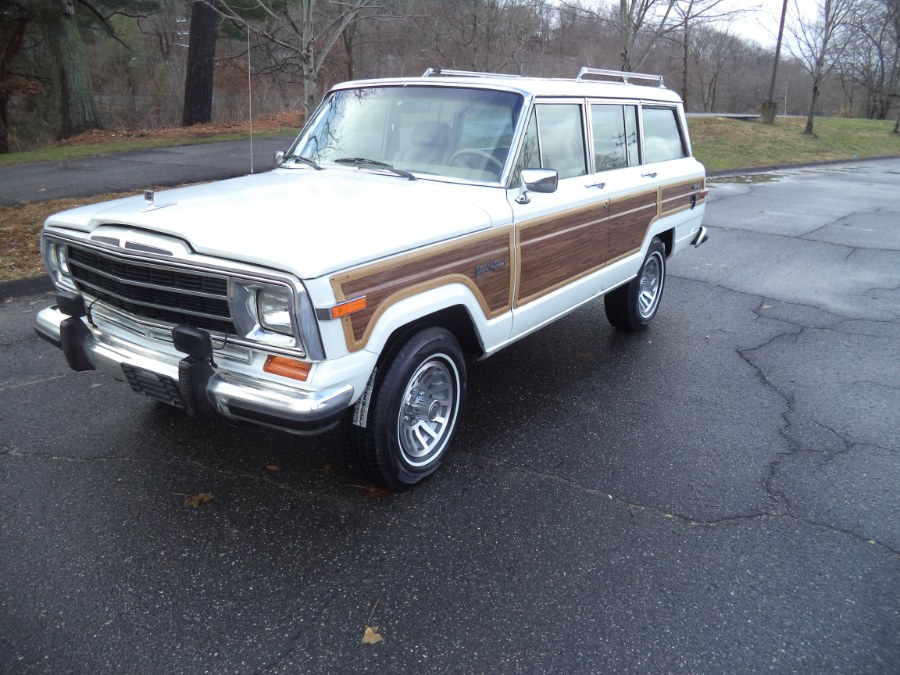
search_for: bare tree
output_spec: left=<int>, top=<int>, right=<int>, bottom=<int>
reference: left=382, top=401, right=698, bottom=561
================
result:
left=416, top=0, right=546, bottom=74
left=690, top=24, right=736, bottom=111
left=671, top=0, right=750, bottom=110
left=840, top=0, right=899, bottom=127
left=561, top=0, right=678, bottom=71
left=209, top=0, right=391, bottom=118
left=889, top=0, right=900, bottom=132
left=790, top=0, right=857, bottom=136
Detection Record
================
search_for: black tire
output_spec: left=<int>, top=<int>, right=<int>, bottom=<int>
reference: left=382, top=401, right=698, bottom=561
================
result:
left=604, top=237, right=667, bottom=332
left=345, top=327, right=466, bottom=490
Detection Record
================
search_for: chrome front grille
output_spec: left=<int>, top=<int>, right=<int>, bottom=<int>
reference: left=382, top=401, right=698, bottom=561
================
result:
left=66, top=245, right=237, bottom=335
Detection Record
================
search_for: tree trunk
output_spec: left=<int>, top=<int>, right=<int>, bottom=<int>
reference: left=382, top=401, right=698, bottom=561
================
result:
left=804, top=79, right=821, bottom=136
left=182, top=1, right=218, bottom=127
left=0, top=94, right=9, bottom=154
left=681, top=19, right=689, bottom=109
left=762, top=0, right=789, bottom=125
left=34, top=1, right=99, bottom=139
left=619, top=0, right=633, bottom=70
left=301, top=0, right=317, bottom=121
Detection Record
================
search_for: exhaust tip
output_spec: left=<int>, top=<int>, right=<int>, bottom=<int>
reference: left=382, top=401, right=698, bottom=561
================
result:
left=692, top=226, right=709, bottom=247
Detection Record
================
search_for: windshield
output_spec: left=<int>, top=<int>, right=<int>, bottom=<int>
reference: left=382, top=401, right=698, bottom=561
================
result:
left=291, top=86, right=524, bottom=183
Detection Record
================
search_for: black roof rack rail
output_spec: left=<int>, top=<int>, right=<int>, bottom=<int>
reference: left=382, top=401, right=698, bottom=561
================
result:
left=576, top=67, right=665, bottom=88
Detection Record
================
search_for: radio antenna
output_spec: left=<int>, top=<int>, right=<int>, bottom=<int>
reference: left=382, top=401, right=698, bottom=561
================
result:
left=247, top=26, right=253, bottom=174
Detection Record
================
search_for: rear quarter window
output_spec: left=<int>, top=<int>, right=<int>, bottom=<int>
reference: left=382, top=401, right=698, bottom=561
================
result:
left=641, top=107, right=687, bottom=164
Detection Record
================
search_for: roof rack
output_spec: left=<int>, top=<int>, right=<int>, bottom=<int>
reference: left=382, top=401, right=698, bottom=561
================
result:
left=576, top=67, right=665, bottom=88
left=422, top=68, right=523, bottom=79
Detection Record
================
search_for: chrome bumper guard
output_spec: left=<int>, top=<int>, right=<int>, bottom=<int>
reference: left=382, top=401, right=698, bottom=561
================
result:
left=35, top=301, right=353, bottom=434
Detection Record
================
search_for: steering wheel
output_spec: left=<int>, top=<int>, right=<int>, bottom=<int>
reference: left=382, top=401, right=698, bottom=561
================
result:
left=449, top=148, right=505, bottom=174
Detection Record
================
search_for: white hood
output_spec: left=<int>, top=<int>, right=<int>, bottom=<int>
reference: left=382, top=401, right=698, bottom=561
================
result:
left=47, top=168, right=504, bottom=278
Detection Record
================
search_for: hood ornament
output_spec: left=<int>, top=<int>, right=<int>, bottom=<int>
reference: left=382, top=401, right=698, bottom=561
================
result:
left=141, top=188, right=176, bottom=212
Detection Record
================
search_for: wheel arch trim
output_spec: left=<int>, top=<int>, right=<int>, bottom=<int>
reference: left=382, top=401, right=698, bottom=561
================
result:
left=359, top=283, right=492, bottom=357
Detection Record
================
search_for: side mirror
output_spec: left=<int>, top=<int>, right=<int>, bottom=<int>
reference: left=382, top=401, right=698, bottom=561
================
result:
left=274, top=150, right=286, bottom=166
left=516, top=168, right=558, bottom=204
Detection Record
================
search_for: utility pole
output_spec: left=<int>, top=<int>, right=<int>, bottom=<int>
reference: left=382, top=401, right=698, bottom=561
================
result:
left=761, top=0, right=789, bottom=124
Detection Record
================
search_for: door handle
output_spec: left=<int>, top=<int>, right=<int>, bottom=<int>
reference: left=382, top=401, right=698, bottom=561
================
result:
left=585, top=181, right=606, bottom=189
left=641, top=172, right=657, bottom=178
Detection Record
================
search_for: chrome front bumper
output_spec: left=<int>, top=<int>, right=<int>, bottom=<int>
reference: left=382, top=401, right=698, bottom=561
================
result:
left=35, top=303, right=353, bottom=434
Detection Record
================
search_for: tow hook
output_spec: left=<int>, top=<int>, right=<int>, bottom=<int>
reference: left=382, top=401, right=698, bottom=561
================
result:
left=172, top=325, right=216, bottom=417
left=57, top=291, right=95, bottom=372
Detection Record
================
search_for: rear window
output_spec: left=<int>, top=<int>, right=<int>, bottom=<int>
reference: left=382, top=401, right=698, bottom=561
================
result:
left=642, top=107, right=687, bottom=163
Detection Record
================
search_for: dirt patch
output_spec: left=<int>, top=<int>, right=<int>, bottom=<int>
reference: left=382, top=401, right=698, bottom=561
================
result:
left=0, top=190, right=179, bottom=282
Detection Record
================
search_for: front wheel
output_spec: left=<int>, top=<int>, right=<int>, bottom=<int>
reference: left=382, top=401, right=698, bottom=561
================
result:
left=346, top=327, right=466, bottom=490
left=604, top=237, right=667, bottom=331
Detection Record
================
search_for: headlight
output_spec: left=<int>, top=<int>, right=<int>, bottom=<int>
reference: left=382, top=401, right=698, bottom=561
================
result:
left=55, top=244, right=70, bottom=274
left=42, top=237, right=75, bottom=291
left=230, top=280, right=302, bottom=353
left=257, top=287, right=293, bottom=335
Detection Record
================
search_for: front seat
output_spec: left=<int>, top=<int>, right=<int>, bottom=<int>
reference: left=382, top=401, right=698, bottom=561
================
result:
left=397, top=122, right=452, bottom=168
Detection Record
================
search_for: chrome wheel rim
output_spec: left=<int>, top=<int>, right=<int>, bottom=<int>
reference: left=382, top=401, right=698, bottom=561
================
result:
left=638, top=251, right=664, bottom=319
left=397, top=354, right=460, bottom=467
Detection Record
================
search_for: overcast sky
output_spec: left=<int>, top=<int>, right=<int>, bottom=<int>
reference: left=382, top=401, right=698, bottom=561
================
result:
left=725, top=0, right=820, bottom=47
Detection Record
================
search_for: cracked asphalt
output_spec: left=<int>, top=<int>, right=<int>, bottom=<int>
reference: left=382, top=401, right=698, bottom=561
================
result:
left=1, top=158, right=898, bottom=673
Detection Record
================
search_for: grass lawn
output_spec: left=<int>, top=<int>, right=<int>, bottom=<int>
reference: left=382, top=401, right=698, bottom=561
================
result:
left=689, top=116, right=900, bottom=172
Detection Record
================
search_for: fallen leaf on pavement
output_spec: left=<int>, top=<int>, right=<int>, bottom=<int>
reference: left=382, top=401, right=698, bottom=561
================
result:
left=183, top=492, right=215, bottom=508
left=362, top=626, right=383, bottom=644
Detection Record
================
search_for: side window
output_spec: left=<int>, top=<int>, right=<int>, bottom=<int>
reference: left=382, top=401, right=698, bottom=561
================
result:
left=535, top=104, right=587, bottom=179
left=641, top=107, right=687, bottom=164
left=513, top=109, right=540, bottom=184
left=590, top=104, right=639, bottom=171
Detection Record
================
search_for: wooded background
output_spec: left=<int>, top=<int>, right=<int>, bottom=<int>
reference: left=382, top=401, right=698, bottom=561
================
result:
left=1, top=0, right=898, bottom=153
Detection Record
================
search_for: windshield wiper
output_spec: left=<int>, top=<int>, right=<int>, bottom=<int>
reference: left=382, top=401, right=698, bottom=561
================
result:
left=334, top=157, right=416, bottom=181
left=286, top=155, right=323, bottom=170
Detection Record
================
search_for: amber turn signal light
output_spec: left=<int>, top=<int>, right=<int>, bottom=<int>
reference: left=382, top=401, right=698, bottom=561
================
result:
left=330, top=296, right=367, bottom=319
left=263, top=355, right=312, bottom=381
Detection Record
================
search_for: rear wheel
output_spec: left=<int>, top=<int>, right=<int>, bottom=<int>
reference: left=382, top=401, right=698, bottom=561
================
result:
left=346, top=327, right=466, bottom=490
left=605, top=237, right=667, bottom=332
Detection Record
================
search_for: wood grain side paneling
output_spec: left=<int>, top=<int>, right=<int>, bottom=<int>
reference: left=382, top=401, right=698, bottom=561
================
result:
left=516, top=201, right=610, bottom=305
left=607, top=190, right=658, bottom=261
left=331, top=229, right=513, bottom=351
left=660, top=176, right=705, bottom=216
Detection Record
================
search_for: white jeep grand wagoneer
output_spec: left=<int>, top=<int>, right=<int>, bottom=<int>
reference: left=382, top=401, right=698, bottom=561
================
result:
left=36, top=67, right=708, bottom=489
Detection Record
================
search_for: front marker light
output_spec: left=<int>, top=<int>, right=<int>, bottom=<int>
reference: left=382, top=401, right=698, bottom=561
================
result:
left=257, top=286, right=293, bottom=335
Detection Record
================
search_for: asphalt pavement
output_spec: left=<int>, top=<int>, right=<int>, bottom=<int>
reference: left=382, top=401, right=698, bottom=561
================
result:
left=1, top=153, right=898, bottom=672
left=0, top=135, right=295, bottom=206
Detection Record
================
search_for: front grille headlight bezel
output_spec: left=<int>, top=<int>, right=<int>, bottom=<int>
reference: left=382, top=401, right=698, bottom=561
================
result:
left=40, top=231, right=326, bottom=361
left=230, top=279, right=305, bottom=353
left=41, top=235, right=76, bottom=291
